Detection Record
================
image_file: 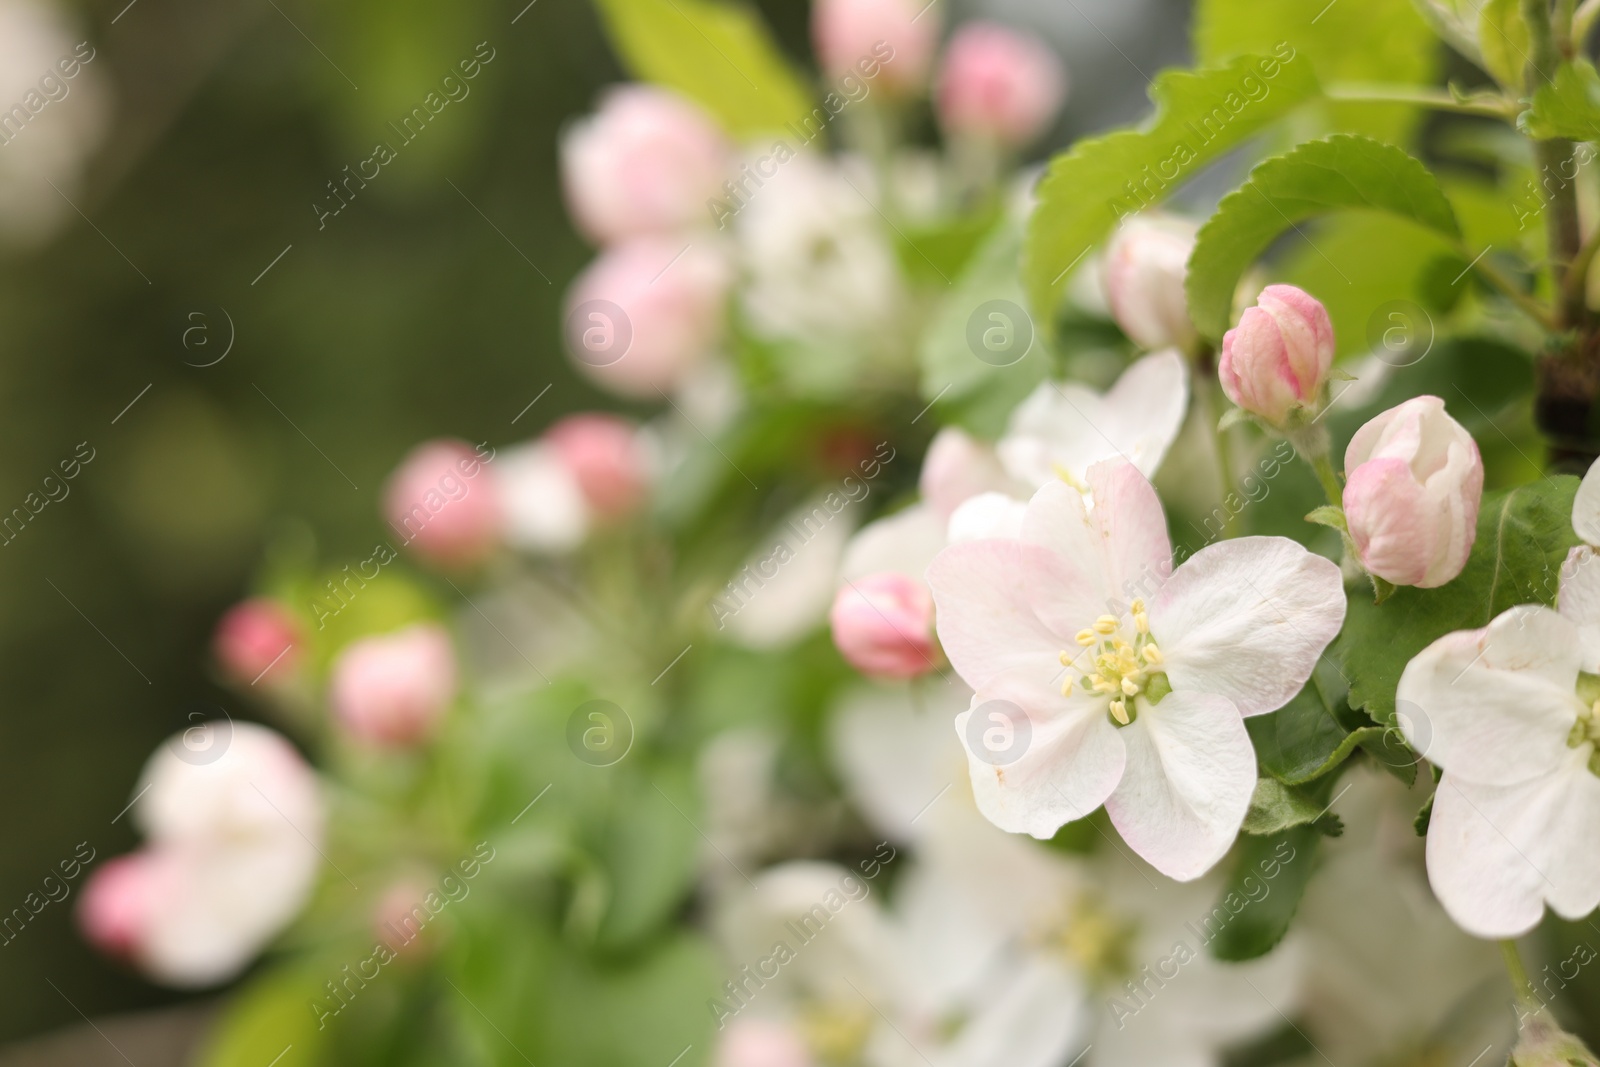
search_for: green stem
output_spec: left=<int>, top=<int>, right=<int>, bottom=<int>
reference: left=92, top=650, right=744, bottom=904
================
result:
left=1525, top=0, right=1585, bottom=319
left=1564, top=223, right=1600, bottom=318
left=1324, top=82, right=1517, bottom=118
left=1309, top=449, right=1345, bottom=511
left=1558, top=0, right=1580, bottom=53
left=1470, top=252, right=1561, bottom=332
left=1198, top=382, right=1243, bottom=536
left=1501, top=938, right=1544, bottom=1011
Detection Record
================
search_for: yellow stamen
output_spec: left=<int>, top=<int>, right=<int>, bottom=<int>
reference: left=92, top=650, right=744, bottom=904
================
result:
left=1134, top=612, right=1150, bottom=635
left=1061, top=676, right=1075, bottom=697
left=1059, top=650, right=1074, bottom=666
left=1121, top=676, right=1139, bottom=696
left=1094, top=615, right=1119, bottom=635
left=1141, top=643, right=1163, bottom=665
left=1075, top=629, right=1097, bottom=647
left=1109, top=699, right=1129, bottom=725
left=1130, top=598, right=1146, bottom=615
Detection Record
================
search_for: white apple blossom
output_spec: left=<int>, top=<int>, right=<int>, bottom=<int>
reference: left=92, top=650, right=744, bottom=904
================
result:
left=1397, top=603, right=1600, bottom=937
left=926, top=459, right=1345, bottom=878
left=997, top=350, right=1188, bottom=492
left=829, top=685, right=1303, bottom=1067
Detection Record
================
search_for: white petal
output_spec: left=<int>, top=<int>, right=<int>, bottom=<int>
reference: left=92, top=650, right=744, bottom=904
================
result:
left=830, top=683, right=972, bottom=843
left=723, top=494, right=855, bottom=649
left=1426, top=757, right=1600, bottom=938
left=1105, top=692, right=1256, bottom=881
left=1395, top=605, right=1582, bottom=784
left=1575, top=454, right=1600, bottom=545
left=841, top=503, right=948, bottom=581
left=937, top=956, right=1090, bottom=1067
left=495, top=442, right=590, bottom=553
left=956, top=687, right=1126, bottom=840
left=1150, top=537, right=1345, bottom=717
left=947, top=492, right=1028, bottom=544
left=1559, top=545, right=1600, bottom=673
left=927, top=539, right=1081, bottom=691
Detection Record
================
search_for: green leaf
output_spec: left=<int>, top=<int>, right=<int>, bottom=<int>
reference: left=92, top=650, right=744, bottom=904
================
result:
left=1479, top=0, right=1531, bottom=91
left=1246, top=655, right=1371, bottom=785
left=1340, top=477, right=1581, bottom=726
left=592, top=0, right=814, bottom=137
left=919, top=213, right=1050, bottom=437
left=1195, top=0, right=1436, bottom=142
left=1024, top=53, right=1319, bottom=330
left=1206, top=825, right=1321, bottom=960
left=594, top=766, right=701, bottom=949
left=1242, top=777, right=1343, bottom=836
left=1521, top=60, right=1600, bottom=140
left=1187, top=135, right=1462, bottom=340
left=193, top=967, right=332, bottom=1067
left=1304, top=505, right=1348, bottom=533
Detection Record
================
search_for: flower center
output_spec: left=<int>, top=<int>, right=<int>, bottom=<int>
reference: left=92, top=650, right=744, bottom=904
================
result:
left=798, top=1001, right=873, bottom=1065
left=1058, top=598, right=1166, bottom=726
left=1034, top=892, right=1138, bottom=988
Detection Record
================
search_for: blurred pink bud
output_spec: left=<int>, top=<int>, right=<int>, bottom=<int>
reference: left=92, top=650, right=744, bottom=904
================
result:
left=1343, top=395, right=1483, bottom=588
left=918, top=427, right=1009, bottom=519
left=385, top=439, right=502, bottom=568
left=373, top=878, right=439, bottom=957
left=78, top=853, right=167, bottom=960
left=545, top=413, right=651, bottom=520
left=813, top=0, right=937, bottom=94
left=213, top=598, right=301, bottom=685
left=564, top=238, right=729, bottom=399
left=561, top=86, right=732, bottom=244
left=935, top=22, right=1066, bottom=146
left=330, top=624, right=457, bottom=746
left=1102, top=215, right=1198, bottom=352
left=829, top=572, right=938, bottom=678
left=1219, top=284, right=1335, bottom=426
left=715, top=1017, right=813, bottom=1067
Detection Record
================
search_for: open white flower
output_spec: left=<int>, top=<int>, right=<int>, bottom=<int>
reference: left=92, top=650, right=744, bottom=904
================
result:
left=1397, top=604, right=1600, bottom=937
left=997, top=351, right=1188, bottom=492
left=926, top=459, right=1345, bottom=879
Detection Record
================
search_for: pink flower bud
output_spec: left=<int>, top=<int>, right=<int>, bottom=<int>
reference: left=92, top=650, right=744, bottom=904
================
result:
left=829, top=572, right=938, bottom=678
left=935, top=22, right=1066, bottom=146
left=715, top=1017, right=813, bottom=1067
left=1219, top=284, right=1335, bottom=426
left=78, top=852, right=169, bottom=960
left=1102, top=215, right=1198, bottom=352
left=384, top=440, right=502, bottom=568
left=812, top=0, right=937, bottom=95
left=373, top=878, right=440, bottom=957
left=564, top=238, right=729, bottom=399
left=561, top=86, right=732, bottom=244
left=545, top=413, right=651, bottom=520
left=1343, top=395, right=1483, bottom=589
left=330, top=624, right=457, bottom=746
left=212, top=598, right=301, bottom=686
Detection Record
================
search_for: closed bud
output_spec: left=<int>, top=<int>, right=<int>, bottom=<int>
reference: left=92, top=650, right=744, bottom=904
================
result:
left=813, top=0, right=938, bottom=95
left=1102, top=215, right=1198, bottom=353
left=1219, top=284, right=1335, bottom=426
left=564, top=237, right=729, bottom=398
left=330, top=624, right=458, bottom=746
left=829, top=572, right=938, bottom=678
left=545, top=413, right=652, bottom=520
left=935, top=22, right=1066, bottom=146
left=560, top=86, right=731, bottom=244
left=715, top=1017, right=813, bottom=1067
left=212, top=598, right=301, bottom=686
left=1343, top=395, right=1482, bottom=588
left=385, top=440, right=502, bottom=568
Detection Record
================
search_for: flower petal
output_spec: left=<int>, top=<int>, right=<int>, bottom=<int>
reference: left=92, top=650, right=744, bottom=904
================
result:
left=1395, top=605, right=1582, bottom=784
left=1084, top=459, right=1173, bottom=601
left=1559, top=545, right=1600, bottom=673
left=1575, top=455, right=1600, bottom=545
left=956, top=684, right=1126, bottom=840
left=1149, top=537, right=1344, bottom=717
left=841, top=502, right=948, bottom=581
left=1426, top=756, right=1600, bottom=938
left=1105, top=691, right=1256, bottom=880
left=928, top=539, right=1078, bottom=690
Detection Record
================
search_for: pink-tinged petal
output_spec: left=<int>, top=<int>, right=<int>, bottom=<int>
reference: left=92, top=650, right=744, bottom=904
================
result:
left=1019, top=480, right=1114, bottom=632
left=1396, top=605, right=1581, bottom=785
left=1084, top=459, right=1173, bottom=600
left=1102, top=350, right=1190, bottom=478
left=956, top=687, right=1126, bottom=840
left=1575, top=455, right=1600, bottom=545
left=928, top=539, right=1080, bottom=690
left=1149, top=537, right=1344, bottom=717
left=841, top=503, right=948, bottom=581
left=1105, top=691, right=1255, bottom=880
left=1344, top=457, right=1434, bottom=587
left=1425, top=757, right=1600, bottom=939
left=1559, top=545, right=1600, bottom=673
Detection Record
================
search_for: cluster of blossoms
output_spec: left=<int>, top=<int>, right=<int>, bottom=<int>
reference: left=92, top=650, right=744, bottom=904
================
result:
left=70, top=0, right=1600, bottom=1060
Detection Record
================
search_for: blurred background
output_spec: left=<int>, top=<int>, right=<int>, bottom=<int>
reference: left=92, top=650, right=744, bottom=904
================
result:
left=0, top=0, right=1190, bottom=1057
